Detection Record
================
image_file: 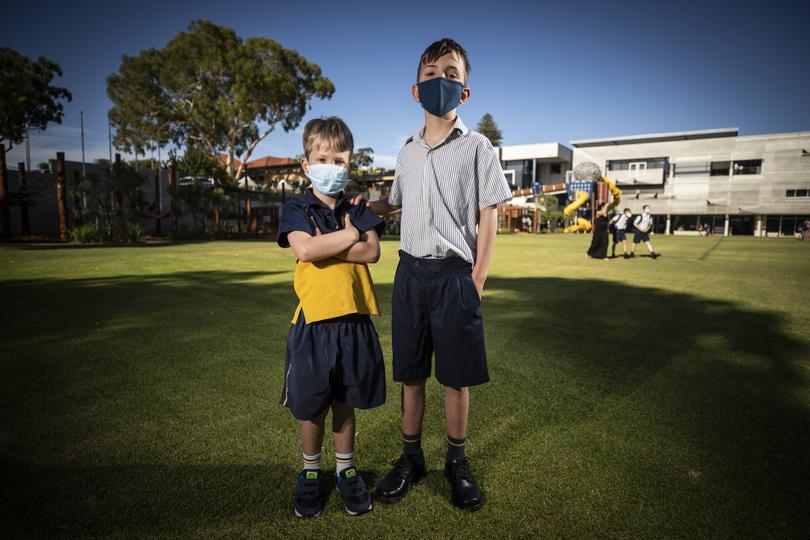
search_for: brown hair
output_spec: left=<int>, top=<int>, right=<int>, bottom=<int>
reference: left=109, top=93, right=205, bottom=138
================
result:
left=417, top=38, right=470, bottom=83
left=302, top=116, right=354, bottom=159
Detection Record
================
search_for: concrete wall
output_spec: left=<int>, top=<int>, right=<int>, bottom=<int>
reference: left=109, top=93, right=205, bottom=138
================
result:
left=571, top=131, right=810, bottom=222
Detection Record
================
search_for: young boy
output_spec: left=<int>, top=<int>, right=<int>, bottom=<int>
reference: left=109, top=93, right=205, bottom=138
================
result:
left=630, top=204, right=661, bottom=258
left=361, top=38, right=512, bottom=511
left=610, top=208, right=632, bottom=258
left=277, top=116, right=387, bottom=518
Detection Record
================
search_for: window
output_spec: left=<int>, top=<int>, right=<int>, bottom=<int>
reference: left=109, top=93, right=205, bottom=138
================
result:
left=733, top=159, right=762, bottom=175
left=608, top=157, right=666, bottom=171
left=608, top=160, right=630, bottom=171
left=786, top=189, right=796, bottom=197
left=674, top=162, right=710, bottom=176
left=710, top=161, right=730, bottom=176
left=646, top=158, right=667, bottom=169
left=551, top=163, right=561, bottom=174
left=798, top=189, right=809, bottom=197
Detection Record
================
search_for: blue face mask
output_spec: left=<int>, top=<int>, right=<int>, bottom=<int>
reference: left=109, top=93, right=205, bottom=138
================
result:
left=417, top=77, right=465, bottom=117
left=305, top=163, right=349, bottom=196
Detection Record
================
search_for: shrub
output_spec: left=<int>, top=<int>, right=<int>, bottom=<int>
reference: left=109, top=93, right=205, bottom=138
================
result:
left=70, top=224, right=107, bottom=243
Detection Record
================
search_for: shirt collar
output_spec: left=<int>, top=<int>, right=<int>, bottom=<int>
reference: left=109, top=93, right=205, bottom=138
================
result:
left=302, top=188, right=347, bottom=211
left=408, top=115, right=469, bottom=145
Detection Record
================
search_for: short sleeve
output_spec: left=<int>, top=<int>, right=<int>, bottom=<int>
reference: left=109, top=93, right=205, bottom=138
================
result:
left=348, top=200, right=385, bottom=237
left=476, top=137, right=513, bottom=210
left=388, top=152, right=404, bottom=206
left=277, top=202, right=314, bottom=248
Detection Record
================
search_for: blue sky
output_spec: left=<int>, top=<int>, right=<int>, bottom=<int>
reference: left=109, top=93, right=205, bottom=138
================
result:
left=4, top=0, right=810, bottom=169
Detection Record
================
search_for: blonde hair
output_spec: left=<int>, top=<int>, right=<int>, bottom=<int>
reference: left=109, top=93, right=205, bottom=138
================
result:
left=302, top=116, right=354, bottom=159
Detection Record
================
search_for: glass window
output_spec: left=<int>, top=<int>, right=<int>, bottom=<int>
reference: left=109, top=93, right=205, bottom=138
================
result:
left=733, top=159, right=762, bottom=175
left=608, top=160, right=630, bottom=171
left=551, top=163, right=561, bottom=174
left=710, top=161, right=730, bottom=176
left=674, top=162, right=710, bottom=176
left=786, top=189, right=796, bottom=197
left=797, top=189, right=809, bottom=197
left=646, top=158, right=667, bottom=169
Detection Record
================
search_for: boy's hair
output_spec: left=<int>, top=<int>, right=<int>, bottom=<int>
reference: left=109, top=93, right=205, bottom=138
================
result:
left=417, top=38, right=470, bottom=83
left=302, top=116, right=354, bottom=159
left=643, top=204, right=651, bottom=211
left=623, top=208, right=631, bottom=213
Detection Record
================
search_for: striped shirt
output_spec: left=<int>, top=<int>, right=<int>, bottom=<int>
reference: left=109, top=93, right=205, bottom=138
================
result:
left=388, top=116, right=513, bottom=264
left=611, top=213, right=630, bottom=230
left=634, top=212, right=653, bottom=232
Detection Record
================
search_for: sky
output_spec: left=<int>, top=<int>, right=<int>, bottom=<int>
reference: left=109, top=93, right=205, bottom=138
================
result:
left=4, top=0, right=810, bottom=170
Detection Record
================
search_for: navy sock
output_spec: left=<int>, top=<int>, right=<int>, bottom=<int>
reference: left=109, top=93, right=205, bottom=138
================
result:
left=446, top=434, right=466, bottom=461
left=403, top=432, right=422, bottom=456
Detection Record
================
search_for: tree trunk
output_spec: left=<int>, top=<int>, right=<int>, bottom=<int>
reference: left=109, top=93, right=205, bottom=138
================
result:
left=55, top=152, right=69, bottom=241
left=18, top=162, right=30, bottom=235
left=0, top=145, right=10, bottom=241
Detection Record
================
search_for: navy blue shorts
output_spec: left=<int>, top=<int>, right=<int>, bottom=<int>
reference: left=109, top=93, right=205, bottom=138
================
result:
left=392, top=250, right=489, bottom=388
left=280, top=312, right=386, bottom=421
left=614, top=229, right=627, bottom=242
left=634, top=230, right=651, bottom=243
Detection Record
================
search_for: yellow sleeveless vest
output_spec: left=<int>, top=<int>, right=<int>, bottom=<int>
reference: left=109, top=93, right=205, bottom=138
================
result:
left=291, top=257, right=380, bottom=324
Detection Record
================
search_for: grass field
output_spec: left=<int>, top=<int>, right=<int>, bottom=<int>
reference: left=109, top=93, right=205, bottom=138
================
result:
left=2, top=235, right=809, bottom=538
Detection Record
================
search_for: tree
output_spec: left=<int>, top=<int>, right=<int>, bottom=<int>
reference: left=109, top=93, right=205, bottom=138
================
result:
left=351, top=147, right=374, bottom=172
left=107, top=20, right=335, bottom=185
left=476, top=113, right=502, bottom=147
left=0, top=47, right=72, bottom=152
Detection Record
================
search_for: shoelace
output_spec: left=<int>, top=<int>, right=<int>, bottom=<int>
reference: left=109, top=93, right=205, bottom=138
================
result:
left=390, top=455, right=417, bottom=479
left=449, top=459, right=474, bottom=483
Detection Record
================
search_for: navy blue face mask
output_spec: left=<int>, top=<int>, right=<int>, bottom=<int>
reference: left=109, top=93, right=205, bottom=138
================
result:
left=417, top=77, right=465, bottom=117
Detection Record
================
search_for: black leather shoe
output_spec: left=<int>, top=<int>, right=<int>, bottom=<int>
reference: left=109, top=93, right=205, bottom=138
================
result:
left=444, top=457, right=483, bottom=511
left=374, top=452, right=426, bottom=503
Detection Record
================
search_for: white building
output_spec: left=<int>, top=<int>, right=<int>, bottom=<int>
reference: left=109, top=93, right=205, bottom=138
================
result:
left=496, top=128, right=810, bottom=236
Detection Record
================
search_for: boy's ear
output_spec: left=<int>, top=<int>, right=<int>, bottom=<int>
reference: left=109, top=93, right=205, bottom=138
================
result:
left=411, top=83, right=420, bottom=104
left=460, top=86, right=472, bottom=105
left=300, top=158, right=309, bottom=173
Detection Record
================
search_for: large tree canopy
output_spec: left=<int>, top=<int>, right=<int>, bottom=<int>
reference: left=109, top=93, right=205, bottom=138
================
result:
left=0, top=47, right=72, bottom=152
left=107, top=20, right=335, bottom=182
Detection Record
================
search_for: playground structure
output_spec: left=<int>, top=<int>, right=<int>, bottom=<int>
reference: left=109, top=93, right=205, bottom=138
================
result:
left=497, top=161, right=621, bottom=234
left=562, top=162, right=622, bottom=233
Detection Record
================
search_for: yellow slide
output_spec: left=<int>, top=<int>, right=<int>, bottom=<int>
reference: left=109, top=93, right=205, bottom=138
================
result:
left=563, top=191, right=592, bottom=233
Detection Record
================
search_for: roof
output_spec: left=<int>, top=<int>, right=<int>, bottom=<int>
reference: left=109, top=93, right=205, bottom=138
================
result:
left=245, top=156, right=297, bottom=169
left=218, top=154, right=242, bottom=170
left=571, top=128, right=739, bottom=148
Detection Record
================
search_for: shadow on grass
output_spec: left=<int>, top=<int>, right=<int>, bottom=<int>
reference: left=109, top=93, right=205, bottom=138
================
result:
left=1, top=270, right=808, bottom=536
left=0, top=462, right=296, bottom=537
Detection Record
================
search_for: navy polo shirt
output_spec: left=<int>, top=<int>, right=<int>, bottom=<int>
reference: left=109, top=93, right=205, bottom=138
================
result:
left=277, top=189, right=385, bottom=248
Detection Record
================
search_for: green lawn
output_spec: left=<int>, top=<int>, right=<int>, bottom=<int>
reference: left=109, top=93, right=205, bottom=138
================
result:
left=2, top=235, right=809, bottom=538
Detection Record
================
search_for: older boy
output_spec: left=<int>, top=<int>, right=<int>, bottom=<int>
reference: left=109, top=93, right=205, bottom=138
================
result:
left=630, top=204, right=661, bottom=258
left=362, top=38, right=512, bottom=511
left=610, top=208, right=632, bottom=258
left=278, top=117, right=386, bottom=518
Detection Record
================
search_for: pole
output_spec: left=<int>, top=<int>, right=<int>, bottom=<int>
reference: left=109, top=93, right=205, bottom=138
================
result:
left=0, top=145, right=10, bottom=241
left=55, top=152, right=69, bottom=241
left=108, top=116, right=113, bottom=165
left=19, top=163, right=30, bottom=235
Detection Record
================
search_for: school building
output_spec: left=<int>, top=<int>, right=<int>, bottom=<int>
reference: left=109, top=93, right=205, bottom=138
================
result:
left=499, top=128, right=810, bottom=236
